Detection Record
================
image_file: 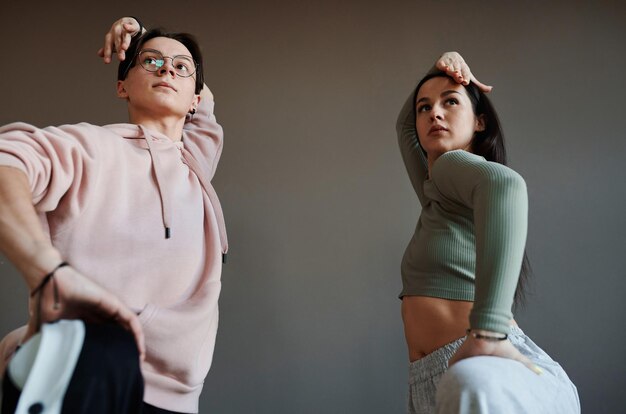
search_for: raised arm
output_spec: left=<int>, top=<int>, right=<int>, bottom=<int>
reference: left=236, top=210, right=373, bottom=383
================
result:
left=396, top=89, right=429, bottom=204
left=428, top=151, right=527, bottom=333
left=430, top=151, right=541, bottom=374
left=397, top=52, right=492, bottom=204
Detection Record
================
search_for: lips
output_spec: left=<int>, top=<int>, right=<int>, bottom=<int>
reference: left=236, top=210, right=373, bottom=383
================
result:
left=429, top=125, right=448, bottom=134
left=153, top=82, right=177, bottom=92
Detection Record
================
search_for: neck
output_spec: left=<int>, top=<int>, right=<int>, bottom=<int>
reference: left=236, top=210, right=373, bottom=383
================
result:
left=129, top=112, right=186, bottom=142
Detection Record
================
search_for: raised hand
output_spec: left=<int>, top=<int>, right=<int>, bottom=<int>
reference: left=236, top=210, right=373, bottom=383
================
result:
left=97, top=17, right=143, bottom=64
left=436, top=51, right=493, bottom=93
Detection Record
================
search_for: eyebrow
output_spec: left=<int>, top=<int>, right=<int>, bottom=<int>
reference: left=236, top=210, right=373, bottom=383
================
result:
left=140, top=48, right=193, bottom=59
left=416, top=90, right=463, bottom=105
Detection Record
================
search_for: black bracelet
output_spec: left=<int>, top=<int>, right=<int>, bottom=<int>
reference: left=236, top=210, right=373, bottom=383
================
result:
left=129, top=16, right=145, bottom=37
left=30, top=261, right=69, bottom=310
left=466, top=329, right=508, bottom=342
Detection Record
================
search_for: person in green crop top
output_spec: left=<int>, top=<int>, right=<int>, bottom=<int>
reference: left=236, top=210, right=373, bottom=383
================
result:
left=399, top=52, right=580, bottom=413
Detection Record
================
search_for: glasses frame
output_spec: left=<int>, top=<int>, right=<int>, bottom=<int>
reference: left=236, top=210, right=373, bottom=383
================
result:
left=124, top=48, right=199, bottom=79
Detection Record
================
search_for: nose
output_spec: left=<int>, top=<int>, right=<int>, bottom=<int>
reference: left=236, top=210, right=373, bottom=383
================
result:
left=157, top=58, right=176, bottom=77
left=430, top=104, right=444, bottom=121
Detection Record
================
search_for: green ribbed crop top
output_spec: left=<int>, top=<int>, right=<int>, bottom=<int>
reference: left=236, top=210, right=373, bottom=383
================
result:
left=396, top=87, right=528, bottom=333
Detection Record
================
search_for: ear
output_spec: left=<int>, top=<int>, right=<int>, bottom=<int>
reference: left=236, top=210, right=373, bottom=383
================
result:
left=189, top=94, right=201, bottom=113
left=117, top=80, right=129, bottom=99
left=475, top=114, right=486, bottom=132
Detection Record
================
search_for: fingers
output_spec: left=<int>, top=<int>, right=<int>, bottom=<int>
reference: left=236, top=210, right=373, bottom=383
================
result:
left=101, top=32, right=114, bottom=64
left=114, top=24, right=129, bottom=61
left=90, top=290, right=145, bottom=359
left=436, top=51, right=464, bottom=73
left=449, top=336, right=544, bottom=376
left=113, top=23, right=125, bottom=62
left=100, top=18, right=141, bottom=64
left=512, top=352, right=544, bottom=375
left=117, top=23, right=137, bottom=61
left=470, top=77, right=493, bottom=93
left=109, top=302, right=146, bottom=360
left=436, top=52, right=467, bottom=85
left=111, top=301, right=145, bottom=358
left=41, top=267, right=146, bottom=359
left=435, top=51, right=493, bottom=92
left=492, top=340, right=543, bottom=376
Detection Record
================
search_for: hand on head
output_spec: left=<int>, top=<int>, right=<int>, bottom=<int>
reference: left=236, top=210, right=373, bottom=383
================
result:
left=98, top=17, right=143, bottom=64
left=436, top=51, right=493, bottom=93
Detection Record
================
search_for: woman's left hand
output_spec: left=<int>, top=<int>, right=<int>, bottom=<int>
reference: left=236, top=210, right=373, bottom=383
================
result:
left=449, top=334, right=543, bottom=375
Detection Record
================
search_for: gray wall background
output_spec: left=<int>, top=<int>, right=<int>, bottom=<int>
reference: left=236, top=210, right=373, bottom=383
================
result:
left=1, top=0, right=624, bottom=412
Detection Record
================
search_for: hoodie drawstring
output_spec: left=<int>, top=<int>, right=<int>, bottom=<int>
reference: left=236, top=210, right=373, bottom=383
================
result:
left=179, top=147, right=229, bottom=262
left=140, top=125, right=172, bottom=239
left=139, top=125, right=228, bottom=261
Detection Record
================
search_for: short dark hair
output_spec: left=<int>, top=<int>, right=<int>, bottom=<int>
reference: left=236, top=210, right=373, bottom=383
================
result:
left=118, top=28, right=204, bottom=94
left=414, top=72, right=532, bottom=308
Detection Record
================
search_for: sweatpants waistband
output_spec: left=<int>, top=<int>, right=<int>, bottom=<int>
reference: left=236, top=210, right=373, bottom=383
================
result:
left=408, top=326, right=524, bottom=385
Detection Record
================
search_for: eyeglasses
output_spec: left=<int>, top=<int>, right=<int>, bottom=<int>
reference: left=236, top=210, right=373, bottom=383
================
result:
left=134, top=49, right=198, bottom=78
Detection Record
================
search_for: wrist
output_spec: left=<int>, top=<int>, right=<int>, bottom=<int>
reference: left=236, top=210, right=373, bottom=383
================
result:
left=129, top=16, right=145, bottom=37
left=20, top=243, right=63, bottom=290
left=466, top=328, right=508, bottom=342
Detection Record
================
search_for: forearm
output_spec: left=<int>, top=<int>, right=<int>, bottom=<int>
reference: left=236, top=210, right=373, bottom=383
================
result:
left=470, top=170, right=528, bottom=333
left=397, top=91, right=428, bottom=199
left=0, top=166, right=62, bottom=290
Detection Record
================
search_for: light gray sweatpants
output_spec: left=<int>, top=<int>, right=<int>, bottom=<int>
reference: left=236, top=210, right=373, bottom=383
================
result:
left=407, top=327, right=580, bottom=414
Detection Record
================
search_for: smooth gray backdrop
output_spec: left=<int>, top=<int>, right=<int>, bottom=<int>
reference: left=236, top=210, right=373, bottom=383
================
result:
left=1, top=1, right=624, bottom=413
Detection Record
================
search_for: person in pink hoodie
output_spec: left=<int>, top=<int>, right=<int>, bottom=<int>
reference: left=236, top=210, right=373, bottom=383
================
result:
left=0, top=17, right=227, bottom=413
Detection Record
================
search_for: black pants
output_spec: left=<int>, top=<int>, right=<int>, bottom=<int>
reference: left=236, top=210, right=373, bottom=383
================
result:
left=1, top=323, right=184, bottom=414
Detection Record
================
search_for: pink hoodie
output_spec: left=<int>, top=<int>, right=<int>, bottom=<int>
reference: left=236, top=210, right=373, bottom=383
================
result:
left=0, top=97, right=227, bottom=412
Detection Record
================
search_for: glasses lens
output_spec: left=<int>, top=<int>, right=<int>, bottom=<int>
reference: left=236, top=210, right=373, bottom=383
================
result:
left=172, top=56, right=196, bottom=77
left=138, top=50, right=164, bottom=72
left=136, top=50, right=197, bottom=77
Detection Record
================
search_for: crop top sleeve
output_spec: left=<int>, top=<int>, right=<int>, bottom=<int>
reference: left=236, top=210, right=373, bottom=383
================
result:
left=430, top=150, right=528, bottom=332
left=396, top=89, right=428, bottom=205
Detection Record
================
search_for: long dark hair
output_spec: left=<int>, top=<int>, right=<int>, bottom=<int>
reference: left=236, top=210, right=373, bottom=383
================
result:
left=415, top=72, right=531, bottom=308
left=118, top=28, right=205, bottom=94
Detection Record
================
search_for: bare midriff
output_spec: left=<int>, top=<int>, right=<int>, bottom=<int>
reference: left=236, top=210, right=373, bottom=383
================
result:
left=402, top=295, right=474, bottom=362
left=402, top=296, right=518, bottom=362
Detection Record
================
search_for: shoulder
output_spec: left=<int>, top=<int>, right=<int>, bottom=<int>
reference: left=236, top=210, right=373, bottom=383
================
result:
left=434, top=150, right=524, bottom=182
left=0, top=122, right=110, bottom=145
left=431, top=150, right=526, bottom=201
left=54, top=123, right=132, bottom=150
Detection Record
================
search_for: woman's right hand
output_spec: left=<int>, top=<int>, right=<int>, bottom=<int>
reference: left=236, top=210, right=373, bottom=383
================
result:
left=436, top=51, right=493, bottom=93
left=97, top=17, right=143, bottom=64
left=25, top=265, right=145, bottom=359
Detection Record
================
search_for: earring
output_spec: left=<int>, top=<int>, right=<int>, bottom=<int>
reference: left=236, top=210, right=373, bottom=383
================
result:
left=189, top=108, right=196, bottom=115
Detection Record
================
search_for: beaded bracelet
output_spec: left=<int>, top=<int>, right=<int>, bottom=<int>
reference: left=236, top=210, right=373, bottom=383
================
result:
left=466, top=329, right=508, bottom=342
left=30, top=261, right=69, bottom=310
